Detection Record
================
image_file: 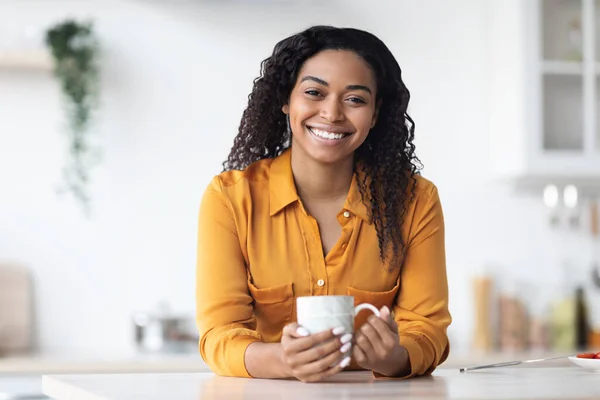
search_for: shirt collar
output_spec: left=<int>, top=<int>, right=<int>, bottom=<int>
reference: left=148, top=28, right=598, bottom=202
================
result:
left=269, top=148, right=371, bottom=223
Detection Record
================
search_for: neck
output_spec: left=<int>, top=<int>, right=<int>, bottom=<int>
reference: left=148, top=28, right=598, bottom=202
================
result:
left=291, top=148, right=354, bottom=201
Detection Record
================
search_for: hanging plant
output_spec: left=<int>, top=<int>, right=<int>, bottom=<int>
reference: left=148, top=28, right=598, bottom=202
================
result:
left=45, top=19, right=100, bottom=214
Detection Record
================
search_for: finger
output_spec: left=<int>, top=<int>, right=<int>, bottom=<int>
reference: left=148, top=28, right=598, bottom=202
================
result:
left=359, top=318, right=389, bottom=358
left=367, top=315, right=398, bottom=349
left=285, top=327, right=348, bottom=355
left=293, top=341, right=348, bottom=378
left=292, top=334, right=349, bottom=366
left=321, top=355, right=351, bottom=378
left=300, top=362, right=344, bottom=383
left=352, top=340, right=368, bottom=366
left=282, top=323, right=303, bottom=338
left=379, top=306, right=398, bottom=333
left=355, top=329, right=376, bottom=362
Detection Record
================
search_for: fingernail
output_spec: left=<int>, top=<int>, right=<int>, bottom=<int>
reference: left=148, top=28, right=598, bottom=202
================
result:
left=296, top=327, right=310, bottom=337
left=340, top=342, right=351, bottom=353
left=332, top=326, right=346, bottom=335
left=339, top=356, right=351, bottom=368
left=340, top=333, right=353, bottom=344
left=382, top=306, right=389, bottom=314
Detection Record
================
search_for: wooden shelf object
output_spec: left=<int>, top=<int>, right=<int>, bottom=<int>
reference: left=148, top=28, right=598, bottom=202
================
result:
left=0, top=50, right=53, bottom=71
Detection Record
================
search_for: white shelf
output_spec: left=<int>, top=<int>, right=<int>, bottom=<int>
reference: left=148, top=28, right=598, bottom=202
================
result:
left=489, top=0, right=600, bottom=191
left=0, top=50, right=53, bottom=71
left=542, top=60, right=583, bottom=75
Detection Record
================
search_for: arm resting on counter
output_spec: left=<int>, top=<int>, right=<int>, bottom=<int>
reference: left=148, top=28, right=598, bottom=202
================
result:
left=197, top=178, right=266, bottom=377
left=244, top=342, right=291, bottom=379
left=380, top=184, right=451, bottom=379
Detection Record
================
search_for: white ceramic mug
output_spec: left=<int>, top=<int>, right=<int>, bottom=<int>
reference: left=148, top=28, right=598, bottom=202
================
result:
left=296, top=296, right=380, bottom=358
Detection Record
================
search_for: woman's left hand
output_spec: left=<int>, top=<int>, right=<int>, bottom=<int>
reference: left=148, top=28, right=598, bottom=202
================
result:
left=352, top=306, right=409, bottom=377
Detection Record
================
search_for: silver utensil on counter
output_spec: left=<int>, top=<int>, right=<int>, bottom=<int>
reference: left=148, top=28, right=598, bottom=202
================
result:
left=459, top=355, right=574, bottom=372
left=0, top=394, right=49, bottom=400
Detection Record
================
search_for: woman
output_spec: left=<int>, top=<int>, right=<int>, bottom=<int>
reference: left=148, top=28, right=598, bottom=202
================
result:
left=196, top=25, right=451, bottom=382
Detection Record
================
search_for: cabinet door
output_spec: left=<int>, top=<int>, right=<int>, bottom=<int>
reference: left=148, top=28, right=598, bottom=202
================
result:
left=490, top=0, right=600, bottom=184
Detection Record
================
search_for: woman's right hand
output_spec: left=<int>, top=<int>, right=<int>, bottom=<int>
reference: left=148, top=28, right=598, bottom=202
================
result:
left=280, top=322, right=352, bottom=383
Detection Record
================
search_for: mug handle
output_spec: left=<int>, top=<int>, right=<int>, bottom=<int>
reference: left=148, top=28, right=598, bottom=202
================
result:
left=354, top=303, right=380, bottom=318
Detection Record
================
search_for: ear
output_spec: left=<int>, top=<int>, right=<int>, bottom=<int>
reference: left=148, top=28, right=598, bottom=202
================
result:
left=371, top=100, right=382, bottom=128
left=282, top=104, right=289, bottom=115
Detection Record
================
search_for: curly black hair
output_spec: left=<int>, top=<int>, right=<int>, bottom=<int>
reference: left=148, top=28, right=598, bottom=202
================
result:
left=223, top=25, right=422, bottom=269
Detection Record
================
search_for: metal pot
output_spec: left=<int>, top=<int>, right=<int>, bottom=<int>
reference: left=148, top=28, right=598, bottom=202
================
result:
left=132, top=309, right=198, bottom=354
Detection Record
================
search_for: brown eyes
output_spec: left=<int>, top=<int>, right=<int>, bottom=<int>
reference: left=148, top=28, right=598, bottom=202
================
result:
left=305, top=90, right=322, bottom=97
left=304, top=90, right=366, bottom=105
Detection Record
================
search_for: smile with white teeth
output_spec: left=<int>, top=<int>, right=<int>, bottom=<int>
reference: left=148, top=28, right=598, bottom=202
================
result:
left=308, top=127, right=351, bottom=140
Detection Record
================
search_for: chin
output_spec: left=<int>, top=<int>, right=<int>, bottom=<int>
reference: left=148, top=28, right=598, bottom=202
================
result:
left=302, top=144, right=355, bottom=165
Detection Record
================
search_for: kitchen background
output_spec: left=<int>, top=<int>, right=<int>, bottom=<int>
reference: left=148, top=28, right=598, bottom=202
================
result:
left=1, top=0, right=600, bottom=371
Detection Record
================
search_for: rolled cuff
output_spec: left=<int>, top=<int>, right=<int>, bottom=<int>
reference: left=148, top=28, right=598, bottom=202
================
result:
left=227, top=335, right=263, bottom=378
left=200, top=330, right=262, bottom=377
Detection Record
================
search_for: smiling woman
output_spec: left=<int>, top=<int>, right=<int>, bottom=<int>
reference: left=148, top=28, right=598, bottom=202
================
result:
left=196, top=25, right=451, bottom=383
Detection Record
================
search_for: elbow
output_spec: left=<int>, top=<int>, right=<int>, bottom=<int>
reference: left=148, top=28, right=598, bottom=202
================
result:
left=198, top=325, right=262, bottom=377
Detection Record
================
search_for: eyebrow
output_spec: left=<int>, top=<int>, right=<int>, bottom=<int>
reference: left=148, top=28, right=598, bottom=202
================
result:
left=300, top=75, right=372, bottom=95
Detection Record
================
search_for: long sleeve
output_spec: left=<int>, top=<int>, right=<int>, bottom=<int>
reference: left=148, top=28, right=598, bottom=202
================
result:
left=196, top=177, right=262, bottom=377
left=389, top=184, right=451, bottom=378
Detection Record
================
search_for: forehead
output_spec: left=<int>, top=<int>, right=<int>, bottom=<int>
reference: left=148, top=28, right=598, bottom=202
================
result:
left=296, top=50, right=376, bottom=88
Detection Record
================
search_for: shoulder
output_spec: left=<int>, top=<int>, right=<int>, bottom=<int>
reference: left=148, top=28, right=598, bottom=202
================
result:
left=201, top=157, right=277, bottom=216
left=404, top=174, right=443, bottom=227
left=206, top=157, right=275, bottom=196
left=410, top=174, right=439, bottom=202
left=402, top=174, right=444, bottom=246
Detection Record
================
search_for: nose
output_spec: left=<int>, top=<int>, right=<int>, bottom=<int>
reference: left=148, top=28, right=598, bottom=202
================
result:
left=319, top=97, right=345, bottom=123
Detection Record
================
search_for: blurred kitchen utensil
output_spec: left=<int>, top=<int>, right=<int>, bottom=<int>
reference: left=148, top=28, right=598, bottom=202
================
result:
left=132, top=302, right=198, bottom=353
left=592, top=264, right=600, bottom=289
left=472, top=275, right=493, bottom=351
left=0, top=392, right=48, bottom=399
left=459, top=355, right=573, bottom=372
left=0, top=263, right=33, bottom=356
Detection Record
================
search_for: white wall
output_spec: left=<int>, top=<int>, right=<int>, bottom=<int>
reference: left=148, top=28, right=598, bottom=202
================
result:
left=0, top=0, right=589, bottom=355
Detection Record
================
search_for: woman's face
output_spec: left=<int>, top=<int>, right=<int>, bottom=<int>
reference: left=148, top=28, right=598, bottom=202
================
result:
left=283, top=50, right=379, bottom=165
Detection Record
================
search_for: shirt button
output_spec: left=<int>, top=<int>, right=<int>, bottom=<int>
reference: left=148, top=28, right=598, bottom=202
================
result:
left=317, top=279, right=325, bottom=287
left=343, top=211, right=351, bottom=218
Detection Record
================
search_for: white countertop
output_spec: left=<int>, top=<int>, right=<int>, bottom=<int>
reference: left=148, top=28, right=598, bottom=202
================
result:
left=0, top=350, right=573, bottom=374
left=42, top=368, right=600, bottom=400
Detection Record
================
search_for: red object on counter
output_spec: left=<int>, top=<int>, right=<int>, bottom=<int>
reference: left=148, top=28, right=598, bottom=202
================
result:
left=576, top=353, right=595, bottom=359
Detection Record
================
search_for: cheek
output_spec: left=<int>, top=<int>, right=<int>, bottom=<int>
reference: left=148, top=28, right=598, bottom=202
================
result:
left=290, top=100, right=318, bottom=122
left=349, top=109, right=376, bottom=132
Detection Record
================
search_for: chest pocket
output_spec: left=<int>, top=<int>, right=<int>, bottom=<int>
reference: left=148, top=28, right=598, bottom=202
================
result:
left=347, top=279, right=400, bottom=331
left=247, top=278, right=294, bottom=342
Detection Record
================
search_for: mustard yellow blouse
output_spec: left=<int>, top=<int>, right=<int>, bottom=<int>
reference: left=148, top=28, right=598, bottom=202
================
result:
left=196, top=149, right=451, bottom=378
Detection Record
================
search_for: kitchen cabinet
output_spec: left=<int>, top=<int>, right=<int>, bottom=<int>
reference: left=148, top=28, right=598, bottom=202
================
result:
left=490, top=0, right=600, bottom=193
